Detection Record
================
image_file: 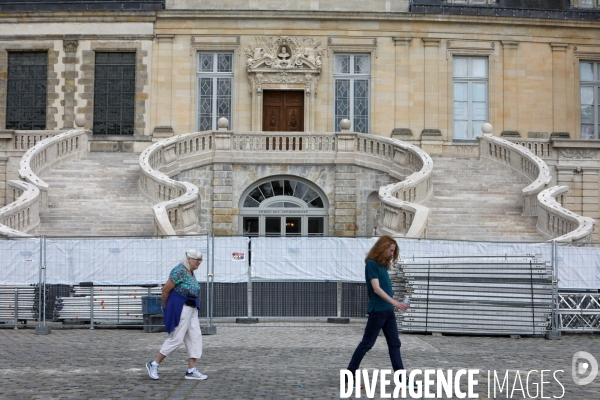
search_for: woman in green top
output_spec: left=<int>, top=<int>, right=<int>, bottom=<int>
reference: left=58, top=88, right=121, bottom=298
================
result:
left=347, top=235, right=409, bottom=376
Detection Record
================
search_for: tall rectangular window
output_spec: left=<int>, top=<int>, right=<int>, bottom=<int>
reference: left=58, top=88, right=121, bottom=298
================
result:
left=453, top=56, right=488, bottom=140
left=197, top=52, right=233, bottom=131
left=6, top=52, right=47, bottom=130
left=580, top=61, right=600, bottom=139
left=93, top=52, right=136, bottom=135
left=334, top=54, right=370, bottom=133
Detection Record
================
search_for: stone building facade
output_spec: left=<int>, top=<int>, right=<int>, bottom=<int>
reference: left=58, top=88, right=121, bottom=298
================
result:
left=0, top=0, right=599, bottom=238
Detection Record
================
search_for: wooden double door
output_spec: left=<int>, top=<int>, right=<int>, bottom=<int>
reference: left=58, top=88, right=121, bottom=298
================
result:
left=262, top=90, right=304, bottom=132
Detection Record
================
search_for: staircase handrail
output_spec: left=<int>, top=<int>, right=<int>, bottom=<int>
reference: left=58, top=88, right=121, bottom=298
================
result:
left=140, top=126, right=432, bottom=237
left=478, top=134, right=551, bottom=217
left=18, top=128, right=90, bottom=212
left=504, top=137, right=555, bottom=160
left=537, top=186, right=596, bottom=242
left=139, top=132, right=214, bottom=235
left=0, top=181, right=40, bottom=237
left=372, top=136, right=433, bottom=237
left=0, top=128, right=90, bottom=237
left=11, top=130, right=64, bottom=151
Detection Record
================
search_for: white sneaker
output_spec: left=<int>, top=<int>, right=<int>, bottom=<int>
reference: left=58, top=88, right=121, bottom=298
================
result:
left=185, top=369, right=208, bottom=380
left=146, top=361, right=159, bottom=380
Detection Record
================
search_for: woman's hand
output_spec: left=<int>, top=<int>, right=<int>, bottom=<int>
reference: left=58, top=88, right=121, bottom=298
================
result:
left=395, top=300, right=409, bottom=312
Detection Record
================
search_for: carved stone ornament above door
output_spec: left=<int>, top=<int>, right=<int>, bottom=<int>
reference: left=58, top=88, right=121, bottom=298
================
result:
left=245, top=36, right=325, bottom=97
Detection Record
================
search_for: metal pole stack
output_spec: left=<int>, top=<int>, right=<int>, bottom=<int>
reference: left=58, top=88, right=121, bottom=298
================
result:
left=400, top=255, right=553, bottom=336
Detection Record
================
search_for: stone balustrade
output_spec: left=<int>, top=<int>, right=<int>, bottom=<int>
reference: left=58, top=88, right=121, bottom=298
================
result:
left=478, top=133, right=552, bottom=217
left=537, top=186, right=596, bottom=242
left=12, top=130, right=62, bottom=151
left=478, top=124, right=595, bottom=242
left=140, top=125, right=433, bottom=237
left=373, top=138, right=432, bottom=237
left=18, top=128, right=90, bottom=212
left=0, top=181, right=40, bottom=237
left=504, top=138, right=555, bottom=160
left=139, top=133, right=211, bottom=235
left=0, top=128, right=89, bottom=237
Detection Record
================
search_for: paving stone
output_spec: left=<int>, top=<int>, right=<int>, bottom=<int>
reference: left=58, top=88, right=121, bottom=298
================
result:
left=0, top=323, right=598, bottom=399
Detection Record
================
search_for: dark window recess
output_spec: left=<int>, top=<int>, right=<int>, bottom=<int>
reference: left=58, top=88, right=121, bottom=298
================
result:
left=93, top=52, right=136, bottom=135
left=6, top=52, right=47, bottom=130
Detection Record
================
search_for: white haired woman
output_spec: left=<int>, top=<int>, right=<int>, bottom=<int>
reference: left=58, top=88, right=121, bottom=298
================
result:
left=146, top=249, right=207, bottom=380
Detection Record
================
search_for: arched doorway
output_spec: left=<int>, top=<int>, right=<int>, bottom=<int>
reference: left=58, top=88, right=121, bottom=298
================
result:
left=239, top=176, right=328, bottom=236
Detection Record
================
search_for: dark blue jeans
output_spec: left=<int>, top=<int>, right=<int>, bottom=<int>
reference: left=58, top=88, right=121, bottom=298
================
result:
left=347, top=308, right=404, bottom=372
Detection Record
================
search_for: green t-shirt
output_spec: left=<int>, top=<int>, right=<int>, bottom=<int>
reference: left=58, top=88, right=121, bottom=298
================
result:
left=365, top=259, right=393, bottom=312
left=169, top=264, right=200, bottom=298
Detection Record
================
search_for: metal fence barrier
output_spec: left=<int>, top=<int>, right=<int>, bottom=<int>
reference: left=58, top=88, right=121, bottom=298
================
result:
left=0, top=235, right=598, bottom=336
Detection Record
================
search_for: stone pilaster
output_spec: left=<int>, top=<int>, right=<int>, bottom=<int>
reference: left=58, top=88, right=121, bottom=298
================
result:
left=501, top=41, right=519, bottom=136
left=62, top=39, right=79, bottom=129
left=393, top=37, right=412, bottom=138
left=334, top=164, right=357, bottom=236
left=212, top=163, right=234, bottom=235
left=153, top=35, right=175, bottom=137
left=422, top=38, right=441, bottom=137
left=551, top=43, right=569, bottom=136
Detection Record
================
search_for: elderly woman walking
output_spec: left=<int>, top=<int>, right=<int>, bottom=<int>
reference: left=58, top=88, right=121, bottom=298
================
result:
left=146, top=249, right=208, bottom=380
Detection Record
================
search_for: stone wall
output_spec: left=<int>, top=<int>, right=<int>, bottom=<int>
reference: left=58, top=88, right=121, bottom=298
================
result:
left=151, top=12, right=600, bottom=150
left=176, top=163, right=392, bottom=236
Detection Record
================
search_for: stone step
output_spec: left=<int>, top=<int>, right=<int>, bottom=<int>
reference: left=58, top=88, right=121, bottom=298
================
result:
left=36, top=152, right=155, bottom=236
left=423, top=156, right=544, bottom=241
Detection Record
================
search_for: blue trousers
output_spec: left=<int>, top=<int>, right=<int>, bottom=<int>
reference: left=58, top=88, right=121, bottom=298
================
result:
left=347, top=309, right=405, bottom=372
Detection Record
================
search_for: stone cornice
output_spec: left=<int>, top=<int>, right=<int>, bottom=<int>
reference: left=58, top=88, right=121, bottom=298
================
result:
left=552, top=139, right=600, bottom=149
left=0, top=11, right=157, bottom=22
left=0, top=34, right=155, bottom=41
left=155, top=9, right=600, bottom=30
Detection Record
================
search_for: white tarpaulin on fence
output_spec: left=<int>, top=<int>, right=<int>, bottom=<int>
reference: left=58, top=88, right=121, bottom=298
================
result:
left=555, top=245, right=600, bottom=289
left=0, top=236, right=598, bottom=288
left=250, top=236, right=377, bottom=282
left=0, top=236, right=249, bottom=285
left=0, top=238, right=40, bottom=286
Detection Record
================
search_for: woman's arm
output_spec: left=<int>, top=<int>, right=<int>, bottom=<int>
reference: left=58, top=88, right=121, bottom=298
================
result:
left=370, top=278, right=409, bottom=311
left=161, top=279, right=175, bottom=308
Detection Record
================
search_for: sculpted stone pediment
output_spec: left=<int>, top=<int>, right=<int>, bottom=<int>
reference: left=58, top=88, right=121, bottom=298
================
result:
left=245, top=36, right=325, bottom=130
left=245, top=36, right=325, bottom=71
left=245, top=36, right=325, bottom=100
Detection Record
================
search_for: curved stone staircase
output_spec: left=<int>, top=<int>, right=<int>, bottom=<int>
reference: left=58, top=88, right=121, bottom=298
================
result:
left=31, top=151, right=545, bottom=241
left=35, top=152, right=155, bottom=236
left=422, top=156, right=544, bottom=241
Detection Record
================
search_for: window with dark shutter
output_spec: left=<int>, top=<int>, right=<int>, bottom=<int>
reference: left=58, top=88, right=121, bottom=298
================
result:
left=6, top=52, right=47, bottom=130
left=93, top=52, right=136, bottom=135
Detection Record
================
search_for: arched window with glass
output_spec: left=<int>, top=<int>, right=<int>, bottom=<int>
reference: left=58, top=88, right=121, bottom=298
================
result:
left=239, top=177, right=328, bottom=236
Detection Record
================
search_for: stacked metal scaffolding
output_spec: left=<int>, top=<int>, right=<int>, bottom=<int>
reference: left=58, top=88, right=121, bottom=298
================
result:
left=399, top=256, right=553, bottom=335
left=0, top=286, right=37, bottom=325
left=53, top=286, right=161, bottom=325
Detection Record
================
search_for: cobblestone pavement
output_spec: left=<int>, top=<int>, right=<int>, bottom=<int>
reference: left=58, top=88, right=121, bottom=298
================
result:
left=0, top=322, right=598, bottom=399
